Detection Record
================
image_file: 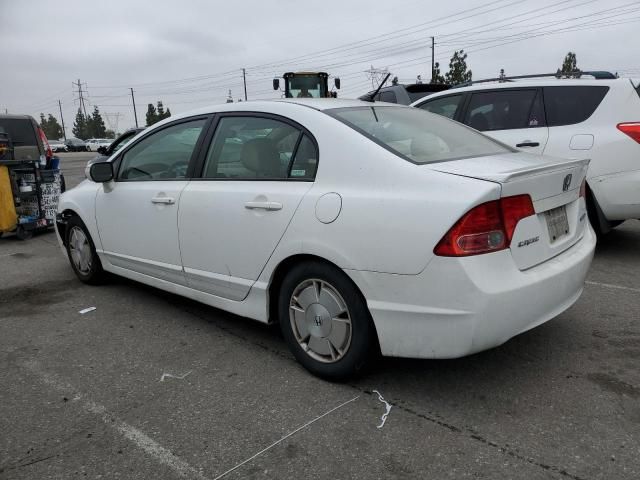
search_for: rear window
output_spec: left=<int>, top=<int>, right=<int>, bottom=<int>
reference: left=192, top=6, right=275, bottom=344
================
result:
left=0, top=118, right=37, bottom=145
left=378, top=90, right=398, bottom=103
left=328, top=106, right=512, bottom=164
left=543, top=86, right=609, bottom=127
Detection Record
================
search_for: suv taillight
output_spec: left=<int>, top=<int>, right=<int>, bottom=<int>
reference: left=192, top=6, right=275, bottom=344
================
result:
left=579, top=177, right=586, bottom=198
left=434, top=195, right=535, bottom=257
left=37, top=127, right=53, bottom=159
left=617, top=122, right=640, bottom=143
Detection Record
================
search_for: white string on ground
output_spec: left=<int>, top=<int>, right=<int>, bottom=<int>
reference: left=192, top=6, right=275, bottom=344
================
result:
left=585, top=280, right=640, bottom=294
left=372, top=390, right=392, bottom=429
left=21, top=360, right=209, bottom=480
left=212, top=395, right=360, bottom=480
left=159, top=371, right=192, bottom=382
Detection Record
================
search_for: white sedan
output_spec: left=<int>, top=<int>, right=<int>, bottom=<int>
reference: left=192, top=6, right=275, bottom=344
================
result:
left=55, top=99, right=596, bottom=379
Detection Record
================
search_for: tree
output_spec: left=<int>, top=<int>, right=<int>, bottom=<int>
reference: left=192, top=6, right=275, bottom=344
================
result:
left=40, top=113, right=63, bottom=140
left=147, top=101, right=171, bottom=126
left=558, top=52, right=580, bottom=78
left=105, top=129, right=115, bottom=139
left=430, top=62, right=446, bottom=84
left=146, top=103, right=158, bottom=126
left=72, top=108, right=88, bottom=139
left=445, top=50, right=472, bottom=85
left=87, top=106, right=107, bottom=138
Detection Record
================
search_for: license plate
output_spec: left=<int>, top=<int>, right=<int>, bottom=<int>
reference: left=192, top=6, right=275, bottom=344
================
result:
left=545, top=206, right=569, bottom=242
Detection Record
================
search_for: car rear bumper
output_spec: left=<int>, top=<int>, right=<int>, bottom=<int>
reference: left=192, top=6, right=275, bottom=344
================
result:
left=589, top=169, right=640, bottom=220
left=346, top=225, right=596, bottom=359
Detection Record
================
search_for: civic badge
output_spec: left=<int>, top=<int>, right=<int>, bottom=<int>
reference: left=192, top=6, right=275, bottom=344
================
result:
left=562, top=174, right=572, bottom=192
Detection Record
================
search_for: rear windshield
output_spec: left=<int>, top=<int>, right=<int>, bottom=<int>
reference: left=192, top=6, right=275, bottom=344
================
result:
left=0, top=118, right=37, bottom=145
left=327, top=106, right=512, bottom=164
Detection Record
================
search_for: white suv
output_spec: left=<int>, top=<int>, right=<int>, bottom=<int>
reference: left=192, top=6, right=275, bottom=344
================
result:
left=412, top=76, right=640, bottom=235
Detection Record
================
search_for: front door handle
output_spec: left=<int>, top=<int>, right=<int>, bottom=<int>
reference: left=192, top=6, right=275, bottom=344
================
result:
left=244, top=201, right=283, bottom=211
left=516, top=141, right=540, bottom=148
left=151, top=196, right=175, bottom=205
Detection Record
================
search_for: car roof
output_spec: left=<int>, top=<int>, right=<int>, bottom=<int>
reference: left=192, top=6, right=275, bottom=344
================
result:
left=413, top=78, right=630, bottom=103
left=0, top=114, right=35, bottom=121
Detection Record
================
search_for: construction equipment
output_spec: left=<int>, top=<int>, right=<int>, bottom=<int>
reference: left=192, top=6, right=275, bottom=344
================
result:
left=273, top=72, right=340, bottom=98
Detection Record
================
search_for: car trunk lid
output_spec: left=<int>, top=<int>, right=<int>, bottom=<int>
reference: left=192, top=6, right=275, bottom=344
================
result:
left=427, top=152, right=590, bottom=270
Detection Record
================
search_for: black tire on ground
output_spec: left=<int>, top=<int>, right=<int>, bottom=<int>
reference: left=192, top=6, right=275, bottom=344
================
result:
left=278, top=261, right=378, bottom=380
left=64, top=215, right=105, bottom=285
left=16, top=226, right=33, bottom=240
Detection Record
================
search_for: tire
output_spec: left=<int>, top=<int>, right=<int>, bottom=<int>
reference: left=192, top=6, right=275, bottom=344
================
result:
left=16, top=226, right=33, bottom=240
left=278, top=261, right=377, bottom=380
left=65, top=216, right=105, bottom=284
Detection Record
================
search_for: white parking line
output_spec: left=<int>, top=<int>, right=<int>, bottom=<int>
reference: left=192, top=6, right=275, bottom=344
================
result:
left=585, top=280, right=640, bottom=294
left=22, top=360, right=210, bottom=480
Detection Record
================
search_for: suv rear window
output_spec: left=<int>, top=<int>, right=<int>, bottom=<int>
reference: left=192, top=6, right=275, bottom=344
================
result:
left=543, top=86, right=609, bottom=127
left=328, top=106, right=511, bottom=164
left=0, top=118, right=37, bottom=145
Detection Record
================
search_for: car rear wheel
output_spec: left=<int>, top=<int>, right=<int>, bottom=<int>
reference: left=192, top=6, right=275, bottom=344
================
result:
left=278, top=261, right=377, bottom=380
left=65, top=216, right=105, bottom=284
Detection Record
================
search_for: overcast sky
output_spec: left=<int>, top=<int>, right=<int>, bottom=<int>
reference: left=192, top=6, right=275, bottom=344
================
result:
left=2, top=0, right=639, bottom=137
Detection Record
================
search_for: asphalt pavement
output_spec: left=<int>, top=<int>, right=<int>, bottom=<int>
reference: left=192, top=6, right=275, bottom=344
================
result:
left=1, top=152, right=639, bottom=479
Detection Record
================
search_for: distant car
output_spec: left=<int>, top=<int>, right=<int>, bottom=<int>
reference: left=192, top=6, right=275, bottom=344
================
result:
left=87, top=138, right=112, bottom=151
left=57, top=99, right=595, bottom=379
left=65, top=138, right=89, bottom=152
left=49, top=140, right=68, bottom=152
left=359, top=82, right=451, bottom=105
left=412, top=75, right=640, bottom=235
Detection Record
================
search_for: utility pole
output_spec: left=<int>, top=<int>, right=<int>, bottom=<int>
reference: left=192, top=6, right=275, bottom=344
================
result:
left=431, top=36, right=435, bottom=82
left=130, top=88, right=138, bottom=128
left=242, top=68, right=248, bottom=101
left=58, top=100, right=67, bottom=141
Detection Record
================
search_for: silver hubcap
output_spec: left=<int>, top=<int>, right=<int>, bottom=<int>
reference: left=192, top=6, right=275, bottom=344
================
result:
left=69, top=227, right=92, bottom=274
left=289, top=279, right=352, bottom=363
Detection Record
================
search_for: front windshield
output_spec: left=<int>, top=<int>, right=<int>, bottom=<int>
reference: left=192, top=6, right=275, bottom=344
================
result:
left=287, top=76, right=323, bottom=98
left=328, top=106, right=513, bottom=164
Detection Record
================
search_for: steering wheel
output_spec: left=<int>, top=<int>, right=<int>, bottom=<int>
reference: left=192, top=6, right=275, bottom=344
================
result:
left=164, top=161, right=188, bottom=179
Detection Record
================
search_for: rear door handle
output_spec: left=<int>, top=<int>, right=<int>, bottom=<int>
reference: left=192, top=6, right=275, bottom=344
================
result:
left=244, top=201, right=283, bottom=211
left=151, top=196, right=175, bottom=205
left=516, top=141, right=540, bottom=148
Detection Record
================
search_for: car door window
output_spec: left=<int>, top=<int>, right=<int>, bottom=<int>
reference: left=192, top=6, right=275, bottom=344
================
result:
left=418, top=95, right=463, bottom=119
left=543, top=86, right=608, bottom=126
left=118, top=119, right=205, bottom=181
left=288, top=134, right=318, bottom=180
left=464, top=90, right=541, bottom=131
left=202, top=116, right=303, bottom=180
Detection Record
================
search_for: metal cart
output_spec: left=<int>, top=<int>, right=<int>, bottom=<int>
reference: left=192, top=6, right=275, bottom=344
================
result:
left=0, top=133, right=62, bottom=240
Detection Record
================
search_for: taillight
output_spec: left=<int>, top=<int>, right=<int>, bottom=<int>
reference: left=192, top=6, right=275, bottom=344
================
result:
left=579, top=177, right=586, bottom=198
left=434, top=194, right=535, bottom=257
left=617, top=122, right=640, bottom=143
left=38, top=127, right=53, bottom=159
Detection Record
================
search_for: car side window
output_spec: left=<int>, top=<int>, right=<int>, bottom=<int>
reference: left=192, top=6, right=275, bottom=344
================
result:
left=378, top=90, right=398, bottom=103
left=543, top=86, right=609, bottom=127
left=288, top=134, right=318, bottom=180
left=117, top=120, right=205, bottom=181
left=202, top=116, right=304, bottom=180
left=464, top=90, right=540, bottom=131
left=418, top=95, right=463, bottom=119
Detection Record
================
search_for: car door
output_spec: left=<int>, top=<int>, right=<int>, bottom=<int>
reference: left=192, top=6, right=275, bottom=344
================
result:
left=95, top=117, right=208, bottom=285
left=178, top=113, right=316, bottom=300
left=461, top=88, right=549, bottom=154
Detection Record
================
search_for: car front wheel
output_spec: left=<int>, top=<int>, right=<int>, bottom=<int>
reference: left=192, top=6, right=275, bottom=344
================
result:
left=65, top=216, right=105, bottom=284
left=278, top=261, right=377, bottom=380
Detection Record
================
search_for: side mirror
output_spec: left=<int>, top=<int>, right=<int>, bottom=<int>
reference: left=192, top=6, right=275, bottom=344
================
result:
left=273, top=78, right=280, bottom=91
left=334, top=77, right=341, bottom=89
left=89, top=162, right=114, bottom=183
left=97, top=146, right=106, bottom=155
